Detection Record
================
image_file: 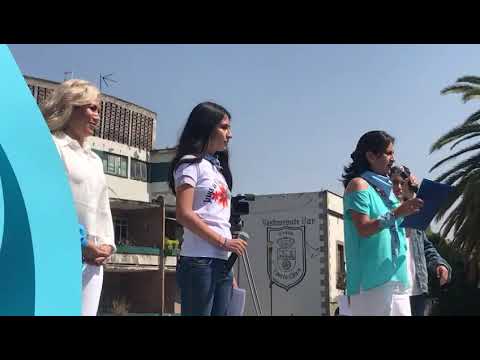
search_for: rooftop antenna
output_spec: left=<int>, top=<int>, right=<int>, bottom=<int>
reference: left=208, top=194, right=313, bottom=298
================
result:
left=99, top=73, right=118, bottom=93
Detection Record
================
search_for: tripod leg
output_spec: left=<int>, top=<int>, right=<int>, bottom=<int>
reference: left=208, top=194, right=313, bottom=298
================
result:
left=240, top=254, right=258, bottom=315
left=243, top=249, right=262, bottom=316
left=244, top=250, right=263, bottom=316
left=268, top=246, right=273, bottom=316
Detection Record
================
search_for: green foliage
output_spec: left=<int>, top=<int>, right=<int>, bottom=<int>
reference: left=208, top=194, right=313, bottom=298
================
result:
left=164, top=238, right=180, bottom=256
left=426, top=231, right=480, bottom=315
left=430, top=76, right=480, bottom=262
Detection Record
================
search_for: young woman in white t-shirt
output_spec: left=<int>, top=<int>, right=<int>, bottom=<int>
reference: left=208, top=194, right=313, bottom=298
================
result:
left=42, top=79, right=116, bottom=315
left=168, top=102, right=248, bottom=316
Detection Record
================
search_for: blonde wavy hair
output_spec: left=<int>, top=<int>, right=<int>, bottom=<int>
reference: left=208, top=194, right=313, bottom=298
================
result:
left=42, top=79, right=100, bottom=133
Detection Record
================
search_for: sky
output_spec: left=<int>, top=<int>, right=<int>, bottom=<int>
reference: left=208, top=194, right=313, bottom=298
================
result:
left=9, top=44, right=480, bottom=200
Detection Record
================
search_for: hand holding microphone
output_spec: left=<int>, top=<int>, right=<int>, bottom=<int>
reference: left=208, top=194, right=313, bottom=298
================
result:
left=223, top=235, right=248, bottom=256
left=224, top=233, right=249, bottom=272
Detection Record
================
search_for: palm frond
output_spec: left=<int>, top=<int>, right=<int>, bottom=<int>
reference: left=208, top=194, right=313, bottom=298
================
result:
left=450, top=133, right=480, bottom=150
left=439, top=202, right=465, bottom=237
left=463, top=109, right=480, bottom=125
left=462, top=90, right=480, bottom=103
left=442, top=167, right=480, bottom=187
left=438, top=173, right=480, bottom=247
left=441, top=84, right=478, bottom=95
left=450, top=205, right=480, bottom=255
left=456, top=76, right=480, bottom=85
left=429, top=143, right=480, bottom=172
left=434, top=154, right=480, bottom=182
left=435, top=189, right=462, bottom=221
left=430, top=124, right=480, bottom=153
left=435, top=169, right=480, bottom=220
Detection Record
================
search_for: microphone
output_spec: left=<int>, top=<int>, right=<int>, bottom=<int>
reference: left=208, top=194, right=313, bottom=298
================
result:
left=225, top=232, right=249, bottom=272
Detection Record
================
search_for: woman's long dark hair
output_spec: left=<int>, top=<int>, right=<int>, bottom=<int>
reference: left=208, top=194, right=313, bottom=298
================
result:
left=168, top=102, right=232, bottom=194
left=341, top=130, right=395, bottom=188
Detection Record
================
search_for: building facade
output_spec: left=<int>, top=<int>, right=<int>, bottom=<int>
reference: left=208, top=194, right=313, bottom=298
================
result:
left=25, top=75, right=347, bottom=316
left=239, top=190, right=345, bottom=316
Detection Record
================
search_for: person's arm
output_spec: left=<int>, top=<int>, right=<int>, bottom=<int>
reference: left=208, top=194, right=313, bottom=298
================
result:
left=346, top=178, right=380, bottom=237
left=97, top=188, right=116, bottom=254
left=347, top=178, right=423, bottom=237
left=176, top=184, right=247, bottom=256
left=422, top=231, right=452, bottom=284
left=91, top=161, right=116, bottom=265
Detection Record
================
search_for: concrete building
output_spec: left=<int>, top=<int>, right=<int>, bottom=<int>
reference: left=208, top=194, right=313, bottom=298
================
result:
left=238, top=190, right=345, bottom=316
left=324, top=191, right=346, bottom=314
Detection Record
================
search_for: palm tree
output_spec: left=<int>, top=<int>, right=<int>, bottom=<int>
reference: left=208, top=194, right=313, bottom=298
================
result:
left=426, top=229, right=480, bottom=315
left=430, top=76, right=480, bottom=274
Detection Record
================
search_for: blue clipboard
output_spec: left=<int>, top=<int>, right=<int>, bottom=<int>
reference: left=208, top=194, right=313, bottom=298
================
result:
left=401, top=178, right=455, bottom=230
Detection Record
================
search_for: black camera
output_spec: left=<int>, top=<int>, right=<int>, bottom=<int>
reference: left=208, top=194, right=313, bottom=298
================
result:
left=231, top=194, right=254, bottom=215
left=226, top=194, right=255, bottom=271
left=230, top=194, right=255, bottom=233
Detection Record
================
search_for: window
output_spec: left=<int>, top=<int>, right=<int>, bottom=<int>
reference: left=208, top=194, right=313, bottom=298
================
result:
left=92, top=149, right=128, bottom=178
left=102, top=101, right=130, bottom=145
left=92, top=149, right=108, bottom=172
left=336, top=243, right=346, bottom=290
left=150, top=162, right=170, bottom=183
left=113, top=217, right=128, bottom=245
left=130, top=112, right=154, bottom=150
left=131, top=159, right=149, bottom=182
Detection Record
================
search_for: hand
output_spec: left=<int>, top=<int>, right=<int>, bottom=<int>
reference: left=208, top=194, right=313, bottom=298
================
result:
left=232, top=276, right=238, bottom=289
left=96, top=257, right=111, bottom=265
left=408, top=174, right=419, bottom=189
left=395, top=197, right=424, bottom=218
left=436, top=265, right=449, bottom=286
left=82, top=241, right=111, bottom=265
left=95, top=245, right=114, bottom=265
left=98, top=244, right=114, bottom=255
left=224, top=236, right=248, bottom=256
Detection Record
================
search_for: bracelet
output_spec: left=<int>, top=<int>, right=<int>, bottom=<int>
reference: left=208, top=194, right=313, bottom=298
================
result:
left=378, top=210, right=396, bottom=229
left=222, top=237, right=228, bottom=249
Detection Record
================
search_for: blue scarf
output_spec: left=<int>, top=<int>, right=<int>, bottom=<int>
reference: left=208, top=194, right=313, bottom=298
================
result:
left=360, top=170, right=397, bottom=206
left=204, top=153, right=222, bottom=171
left=360, top=170, right=401, bottom=263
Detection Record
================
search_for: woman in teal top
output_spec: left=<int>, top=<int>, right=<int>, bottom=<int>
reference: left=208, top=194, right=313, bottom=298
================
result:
left=341, top=131, right=423, bottom=316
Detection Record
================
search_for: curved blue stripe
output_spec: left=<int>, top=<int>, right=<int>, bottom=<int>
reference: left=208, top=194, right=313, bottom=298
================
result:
left=0, top=145, right=35, bottom=315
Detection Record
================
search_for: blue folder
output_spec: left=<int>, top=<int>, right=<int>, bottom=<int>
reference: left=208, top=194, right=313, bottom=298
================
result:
left=401, top=179, right=455, bottom=230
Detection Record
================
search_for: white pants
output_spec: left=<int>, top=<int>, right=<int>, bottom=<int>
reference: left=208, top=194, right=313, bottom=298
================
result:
left=82, top=264, right=103, bottom=316
left=350, top=282, right=411, bottom=316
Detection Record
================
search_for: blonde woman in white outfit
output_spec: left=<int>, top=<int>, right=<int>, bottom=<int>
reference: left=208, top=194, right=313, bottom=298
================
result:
left=42, top=79, right=116, bottom=316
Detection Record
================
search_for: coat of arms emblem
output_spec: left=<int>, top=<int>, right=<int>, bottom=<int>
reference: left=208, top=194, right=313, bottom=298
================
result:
left=267, top=226, right=306, bottom=291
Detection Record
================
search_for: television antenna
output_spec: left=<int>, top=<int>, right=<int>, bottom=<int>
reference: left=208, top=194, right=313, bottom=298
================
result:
left=99, top=73, right=118, bottom=92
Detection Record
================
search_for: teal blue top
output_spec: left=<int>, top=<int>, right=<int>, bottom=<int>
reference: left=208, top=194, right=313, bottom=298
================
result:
left=343, top=186, right=409, bottom=295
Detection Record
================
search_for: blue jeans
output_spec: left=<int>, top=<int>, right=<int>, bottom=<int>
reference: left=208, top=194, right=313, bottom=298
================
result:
left=410, top=294, right=427, bottom=316
left=177, top=256, right=233, bottom=316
